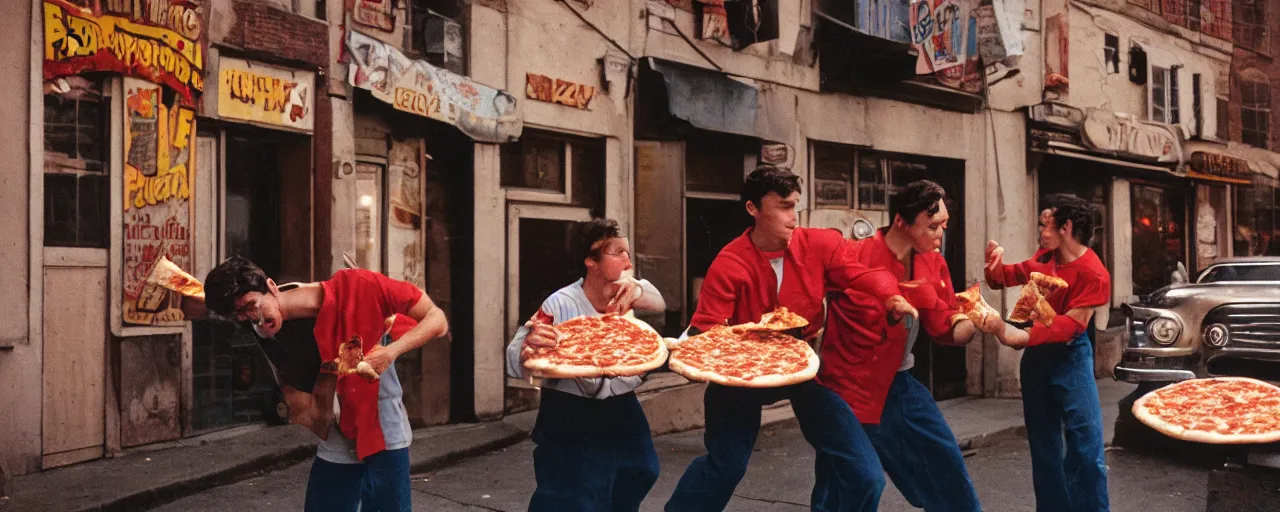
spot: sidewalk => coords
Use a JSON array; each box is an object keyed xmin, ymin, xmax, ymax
[{"xmin": 0, "ymin": 379, "xmax": 1136, "ymax": 512}]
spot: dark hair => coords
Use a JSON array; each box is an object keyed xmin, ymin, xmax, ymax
[
  {"xmin": 742, "ymin": 165, "xmax": 802, "ymax": 208},
  {"xmin": 1042, "ymin": 193, "xmax": 1096, "ymax": 245},
  {"xmin": 890, "ymin": 180, "xmax": 947, "ymax": 225},
  {"xmin": 577, "ymin": 218, "xmax": 623, "ymax": 274},
  {"xmin": 204, "ymin": 256, "xmax": 270, "ymax": 316}
]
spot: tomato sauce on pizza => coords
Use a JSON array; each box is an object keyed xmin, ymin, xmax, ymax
[
  {"xmin": 668, "ymin": 326, "xmax": 819, "ymax": 387},
  {"xmin": 522, "ymin": 314, "xmax": 667, "ymax": 378},
  {"xmin": 1133, "ymin": 377, "xmax": 1280, "ymax": 444}
]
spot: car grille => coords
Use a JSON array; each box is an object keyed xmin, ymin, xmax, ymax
[{"xmin": 1204, "ymin": 304, "xmax": 1280, "ymax": 348}]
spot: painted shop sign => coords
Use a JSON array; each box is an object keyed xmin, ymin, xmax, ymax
[
  {"xmin": 123, "ymin": 77, "xmax": 196, "ymax": 326},
  {"xmin": 43, "ymin": 0, "xmax": 206, "ymax": 106},
  {"xmin": 525, "ymin": 73, "xmax": 596, "ymax": 110},
  {"xmin": 218, "ymin": 57, "xmax": 315, "ymax": 132},
  {"xmin": 1080, "ymin": 109, "xmax": 1182, "ymax": 164},
  {"xmin": 1189, "ymin": 152, "xmax": 1251, "ymax": 180},
  {"xmin": 347, "ymin": 30, "xmax": 522, "ymax": 143},
  {"xmin": 1029, "ymin": 102, "xmax": 1085, "ymax": 129},
  {"xmin": 353, "ymin": 0, "xmax": 395, "ymax": 31}
]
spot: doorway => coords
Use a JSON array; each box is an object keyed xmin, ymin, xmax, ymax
[{"xmin": 1130, "ymin": 183, "xmax": 1188, "ymax": 297}]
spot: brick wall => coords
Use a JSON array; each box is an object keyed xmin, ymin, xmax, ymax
[
  {"xmin": 1228, "ymin": 0, "xmax": 1280, "ymax": 152},
  {"xmin": 222, "ymin": 0, "xmax": 329, "ymax": 69}
]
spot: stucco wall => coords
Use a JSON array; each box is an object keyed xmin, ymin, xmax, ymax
[{"xmin": 1, "ymin": 0, "xmax": 39, "ymax": 476}]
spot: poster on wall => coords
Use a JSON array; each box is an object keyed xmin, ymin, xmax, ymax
[
  {"xmin": 353, "ymin": 0, "xmax": 396, "ymax": 32},
  {"xmin": 122, "ymin": 77, "xmax": 197, "ymax": 326},
  {"xmin": 347, "ymin": 30, "xmax": 522, "ymax": 143},
  {"xmin": 43, "ymin": 0, "xmax": 206, "ymax": 106},
  {"xmin": 911, "ymin": 0, "xmax": 966, "ymax": 73},
  {"xmin": 386, "ymin": 158, "xmax": 425, "ymax": 289},
  {"xmin": 217, "ymin": 57, "xmax": 315, "ymax": 132}
]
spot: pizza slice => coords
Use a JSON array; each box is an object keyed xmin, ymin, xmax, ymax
[
  {"xmin": 1029, "ymin": 272, "xmax": 1068, "ymax": 297},
  {"xmin": 146, "ymin": 256, "xmax": 206, "ymax": 299},
  {"xmin": 755, "ymin": 306, "xmax": 809, "ymax": 331},
  {"xmin": 336, "ymin": 335, "xmax": 379, "ymax": 381},
  {"xmin": 954, "ymin": 283, "xmax": 999, "ymax": 324},
  {"xmin": 1007, "ymin": 283, "xmax": 1057, "ymax": 326}
]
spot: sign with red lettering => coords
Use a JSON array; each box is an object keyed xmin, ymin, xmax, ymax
[{"xmin": 1189, "ymin": 151, "xmax": 1251, "ymax": 180}]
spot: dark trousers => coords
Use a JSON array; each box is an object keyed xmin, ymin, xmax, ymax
[
  {"xmin": 861, "ymin": 372, "xmax": 981, "ymax": 512},
  {"xmin": 665, "ymin": 380, "xmax": 884, "ymax": 512},
  {"xmin": 304, "ymin": 447, "xmax": 411, "ymax": 512},
  {"xmin": 1020, "ymin": 334, "xmax": 1109, "ymax": 512},
  {"xmin": 529, "ymin": 389, "xmax": 660, "ymax": 512}
]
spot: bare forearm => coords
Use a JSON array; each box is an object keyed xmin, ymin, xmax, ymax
[{"xmin": 389, "ymin": 307, "xmax": 448, "ymax": 357}]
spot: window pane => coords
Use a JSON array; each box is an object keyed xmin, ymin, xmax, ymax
[
  {"xmin": 569, "ymin": 139, "xmax": 605, "ymax": 212},
  {"xmin": 812, "ymin": 143, "xmax": 854, "ymax": 208},
  {"xmin": 500, "ymin": 133, "xmax": 565, "ymax": 192},
  {"xmin": 77, "ymin": 174, "xmax": 108, "ymax": 248},
  {"xmin": 43, "ymin": 173, "xmax": 78, "ymax": 246},
  {"xmin": 858, "ymin": 155, "xmax": 888, "ymax": 210}
]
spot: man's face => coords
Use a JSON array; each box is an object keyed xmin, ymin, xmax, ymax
[
  {"xmin": 748, "ymin": 191, "xmax": 800, "ymax": 245},
  {"xmin": 1038, "ymin": 208, "xmax": 1068, "ymax": 251},
  {"xmin": 231, "ymin": 280, "xmax": 283, "ymax": 338},
  {"xmin": 901, "ymin": 199, "xmax": 949, "ymax": 253},
  {"xmin": 586, "ymin": 237, "xmax": 633, "ymax": 282}
]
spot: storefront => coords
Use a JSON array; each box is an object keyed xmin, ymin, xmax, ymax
[
  {"xmin": 1029, "ymin": 102, "xmax": 1189, "ymax": 301},
  {"xmin": 345, "ymin": 29, "xmax": 521, "ymax": 424},
  {"xmin": 189, "ymin": 55, "xmax": 318, "ymax": 432}
]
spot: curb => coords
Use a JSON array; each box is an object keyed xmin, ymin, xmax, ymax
[
  {"xmin": 408, "ymin": 423, "xmax": 530, "ymax": 474},
  {"xmin": 93, "ymin": 445, "xmax": 315, "ymax": 512}
]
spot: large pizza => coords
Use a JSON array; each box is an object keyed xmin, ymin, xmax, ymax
[
  {"xmin": 1133, "ymin": 377, "xmax": 1280, "ymax": 444},
  {"xmin": 522, "ymin": 314, "xmax": 668, "ymax": 379},
  {"xmin": 667, "ymin": 325, "xmax": 819, "ymax": 388}
]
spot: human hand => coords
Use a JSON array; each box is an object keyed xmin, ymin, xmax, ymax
[
  {"xmin": 885, "ymin": 295, "xmax": 918, "ymax": 323},
  {"xmin": 607, "ymin": 278, "xmax": 643, "ymax": 314},
  {"xmin": 984, "ymin": 240, "xmax": 1004, "ymax": 274},
  {"xmin": 997, "ymin": 323, "xmax": 1030, "ymax": 349},
  {"xmin": 520, "ymin": 321, "xmax": 561, "ymax": 361},
  {"xmin": 360, "ymin": 345, "xmax": 394, "ymax": 379}
]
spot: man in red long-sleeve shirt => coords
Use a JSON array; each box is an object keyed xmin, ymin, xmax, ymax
[
  {"xmin": 819, "ymin": 180, "xmax": 1002, "ymax": 512},
  {"xmin": 665, "ymin": 166, "xmax": 916, "ymax": 512},
  {"xmin": 985, "ymin": 193, "xmax": 1111, "ymax": 512}
]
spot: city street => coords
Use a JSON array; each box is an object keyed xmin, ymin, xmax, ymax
[{"xmin": 156, "ymin": 420, "xmax": 1211, "ymax": 511}]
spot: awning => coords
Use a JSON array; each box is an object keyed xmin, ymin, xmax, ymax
[
  {"xmin": 1037, "ymin": 141, "xmax": 1184, "ymax": 177},
  {"xmin": 646, "ymin": 58, "xmax": 758, "ymax": 137}
]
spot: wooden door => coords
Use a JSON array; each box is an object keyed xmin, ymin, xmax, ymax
[{"xmin": 41, "ymin": 252, "xmax": 108, "ymax": 468}]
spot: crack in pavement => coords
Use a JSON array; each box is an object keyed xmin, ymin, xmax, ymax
[
  {"xmin": 731, "ymin": 493, "xmax": 809, "ymax": 508},
  {"xmin": 410, "ymin": 488, "xmax": 506, "ymax": 512}
]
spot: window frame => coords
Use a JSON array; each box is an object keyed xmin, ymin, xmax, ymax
[
  {"xmin": 1240, "ymin": 73, "xmax": 1271, "ymax": 148},
  {"xmin": 43, "ymin": 77, "xmax": 111, "ymax": 249},
  {"xmin": 1149, "ymin": 66, "xmax": 1180, "ymax": 124},
  {"xmin": 1233, "ymin": 0, "xmax": 1270, "ymax": 55}
]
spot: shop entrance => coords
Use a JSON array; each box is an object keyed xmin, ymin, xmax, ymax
[{"xmin": 1130, "ymin": 183, "xmax": 1188, "ymax": 297}]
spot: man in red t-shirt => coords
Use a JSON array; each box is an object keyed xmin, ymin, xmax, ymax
[
  {"xmin": 985, "ymin": 194, "xmax": 1111, "ymax": 511},
  {"xmin": 820, "ymin": 181, "xmax": 1002, "ymax": 511},
  {"xmin": 203, "ymin": 256, "xmax": 448, "ymax": 512},
  {"xmin": 666, "ymin": 166, "xmax": 916, "ymax": 512}
]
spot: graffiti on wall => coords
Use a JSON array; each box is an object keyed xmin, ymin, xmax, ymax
[
  {"xmin": 218, "ymin": 57, "xmax": 315, "ymax": 132},
  {"xmin": 123, "ymin": 77, "xmax": 196, "ymax": 326},
  {"xmin": 911, "ymin": 0, "xmax": 965, "ymax": 72},
  {"xmin": 525, "ymin": 73, "xmax": 596, "ymax": 110},
  {"xmin": 347, "ymin": 30, "xmax": 522, "ymax": 143},
  {"xmin": 43, "ymin": 0, "xmax": 205, "ymax": 106},
  {"xmin": 354, "ymin": 0, "xmax": 396, "ymax": 32}
]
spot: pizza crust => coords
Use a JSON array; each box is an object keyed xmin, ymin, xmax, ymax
[
  {"xmin": 1132, "ymin": 377, "xmax": 1280, "ymax": 445},
  {"xmin": 668, "ymin": 350, "xmax": 819, "ymax": 388},
  {"xmin": 523, "ymin": 315, "xmax": 668, "ymax": 379}
]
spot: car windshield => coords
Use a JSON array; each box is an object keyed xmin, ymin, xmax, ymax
[{"xmin": 1198, "ymin": 264, "xmax": 1280, "ymax": 283}]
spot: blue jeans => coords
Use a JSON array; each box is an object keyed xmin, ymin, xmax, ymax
[
  {"xmin": 529, "ymin": 389, "xmax": 660, "ymax": 512},
  {"xmin": 665, "ymin": 381, "xmax": 884, "ymax": 512},
  {"xmin": 1020, "ymin": 333, "xmax": 1109, "ymax": 512},
  {"xmin": 862, "ymin": 372, "xmax": 981, "ymax": 512},
  {"xmin": 304, "ymin": 447, "xmax": 411, "ymax": 512}
]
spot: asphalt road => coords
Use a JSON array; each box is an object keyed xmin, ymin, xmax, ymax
[{"xmin": 154, "ymin": 420, "xmax": 1213, "ymax": 511}]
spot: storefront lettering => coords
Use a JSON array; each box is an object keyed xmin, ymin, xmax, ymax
[
  {"xmin": 224, "ymin": 68, "xmax": 296, "ymax": 114},
  {"xmin": 394, "ymin": 87, "xmax": 441, "ymax": 118},
  {"xmin": 525, "ymin": 73, "xmax": 596, "ymax": 110},
  {"xmin": 44, "ymin": 1, "xmax": 205, "ymax": 105},
  {"xmin": 103, "ymin": 0, "xmax": 203, "ymax": 41},
  {"xmin": 1190, "ymin": 152, "xmax": 1251, "ymax": 179},
  {"xmin": 1080, "ymin": 109, "xmax": 1182, "ymax": 164}
]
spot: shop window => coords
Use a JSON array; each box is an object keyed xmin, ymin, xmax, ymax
[
  {"xmin": 1149, "ymin": 66, "xmax": 1179, "ymax": 124},
  {"xmin": 501, "ymin": 130, "xmax": 604, "ymax": 211},
  {"xmin": 858, "ymin": 155, "xmax": 891, "ymax": 211},
  {"xmin": 1240, "ymin": 70, "xmax": 1271, "ymax": 149},
  {"xmin": 1233, "ymin": 182, "xmax": 1280, "ymax": 256},
  {"xmin": 812, "ymin": 142, "xmax": 855, "ymax": 208},
  {"xmin": 411, "ymin": 0, "xmax": 465, "ymax": 75},
  {"xmin": 1104, "ymin": 34, "xmax": 1120, "ymax": 74},
  {"xmin": 1233, "ymin": 0, "xmax": 1269, "ymax": 54},
  {"xmin": 685, "ymin": 131, "xmax": 756, "ymax": 196},
  {"xmin": 43, "ymin": 76, "xmax": 109, "ymax": 248},
  {"xmin": 1131, "ymin": 183, "xmax": 1188, "ymax": 296}
]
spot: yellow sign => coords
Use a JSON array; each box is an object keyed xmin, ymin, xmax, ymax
[{"xmin": 217, "ymin": 57, "xmax": 315, "ymax": 132}]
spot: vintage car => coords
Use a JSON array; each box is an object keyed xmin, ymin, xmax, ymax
[{"xmin": 1116, "ymin": 257, "xmax": 1280, "ymax": 384}]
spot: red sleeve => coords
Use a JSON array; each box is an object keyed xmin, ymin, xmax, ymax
[
  {"xmin": 365, "ymin": 270, "xmax": 424, "ymax": 316},
  {"xmin": 827, "ymin": 240, "xmax": 901, "ymax": 302},
  {"xmin": 690, "ymin": 258, "xmax": 739, "ymax": 331},
  {"xmin": 1027, "ymin": 314, "xmax": 1086, "ymax": 346},
  {"xmin": 985, "ymin": 249, "xmax": 1053, "ymax": 289},
  {"xmin": 920, "ymin": 258, "xmax": 962, "ymax": 345}
]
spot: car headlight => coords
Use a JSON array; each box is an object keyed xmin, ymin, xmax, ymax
[{"xmin": 1146, "ymin": 317, "xmax": 1182, "ymax": 345}]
